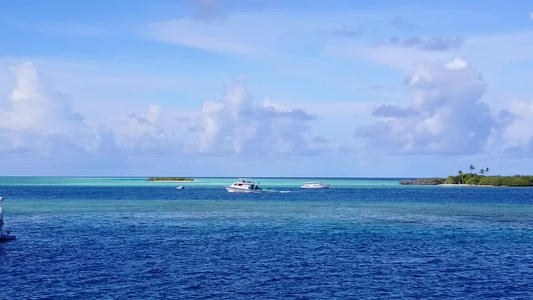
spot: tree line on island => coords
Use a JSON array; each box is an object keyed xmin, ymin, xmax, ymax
[
  {"xmin": 400, "ymin": 165, "xmax": 533, "ymax": 186},
  {"xmin": 146, "ymin": 177, "xmax": 194, "ymax": 182}
]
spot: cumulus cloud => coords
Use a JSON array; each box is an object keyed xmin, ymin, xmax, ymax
[
  {"xmin": 373, "ymin": 104, "xmax": 418, "ymax": 118},
  {"xmin": 0, "ymin": 62, "xmax": 326, "ymax": 166},
  {"xmin": 0, "ymin": 62, "xmax": 98, "ymax": 157},
  {"xmin": 357, "ymin": 59, "xmax": 514, "ymax": 155},
  {"xmin": 0, "ymin": 63, "xmax": 181, "ymax": 161},
  {"xmin": 388, "ymin": 36, "xmax": 463, "ymax": 51},
  {"xmin": 195, "ymin": 77, "xmax": 317, "ymax": 157},
  {"xmin": 109, "ymin": 105, "xmax": 176, "ymax": 154},
  {"xmin": 4, "ymin": 63, "xmax": 82, "ymax": 131},
  {"xmin": 445, "ymin": 58, "xmax": 469, "ymax": 69},
  {"xmin": 503, "ymin": 99, "xmax": 533, "ymax": 155}
]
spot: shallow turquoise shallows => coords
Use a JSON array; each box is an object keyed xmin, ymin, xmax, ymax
[{"xmin": 1, "ymin": 177, "xmax": 532, "ymax": 299}]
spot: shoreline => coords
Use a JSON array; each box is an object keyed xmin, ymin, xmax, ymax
[
  {"xmin": 438, "ymin": 183, "xmax": 495, "ymax": 187},
  {"xmin": 401, "ymin": 175, "xmax": 533, "ymax": 187}
]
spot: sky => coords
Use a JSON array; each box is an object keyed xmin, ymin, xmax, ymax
[{"xmin": 0, "ymin": 0, "xmax": 532, "ymax": 177}]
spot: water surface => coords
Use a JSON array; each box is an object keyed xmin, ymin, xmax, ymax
[{"xmin": 1, "ymin": 177, "xmax": 532, "ymax": 299}]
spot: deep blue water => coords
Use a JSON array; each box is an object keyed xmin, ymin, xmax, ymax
[{"xmin": 1, "ymin": 179, "xmax": 532, "ymax": 299}]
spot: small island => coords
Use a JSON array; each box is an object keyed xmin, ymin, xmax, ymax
[
  {"xmin": 146, "ymin": 177, "xmax": 194, "ymax": 182},
  {"xmin": 400, "ymin": 165, "xmax": 533, "ymax": 187}
]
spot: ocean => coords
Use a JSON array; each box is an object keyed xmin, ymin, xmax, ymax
[{"xmin": 1, "ymin": 177, "xmax": 532, "ymax": 299}]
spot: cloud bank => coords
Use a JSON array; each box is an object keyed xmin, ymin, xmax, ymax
[
  {"xmin": 0, "ymin": 63, "xmax": 320, "ymax": 166},
  {"xmin": 357, "ymin": 58, "xmax": 514, "ymax": 155},
  {"xmin": 1, "ymin": 59, "xmax": 529, "ymax": 175}
]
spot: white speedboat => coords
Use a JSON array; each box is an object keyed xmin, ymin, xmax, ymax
[
  {"xmin": 301, "ymin": 181, "xmax": 331, "ymax": 189},
  {"xmin": 176, "ymin": 186, "xmax": 185, "ymax": 189},
  {"xmin": 225, "ymin": 178, "xmax": 264, "ymax": 193},
  {"xmin": 0, "ymin": 197, "xmax": 16, "ymax": 242}
]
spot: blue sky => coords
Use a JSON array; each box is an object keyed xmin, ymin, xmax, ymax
[{"xmin": 1, "ymin": 0, "xmax": 532, "ymax": 177}]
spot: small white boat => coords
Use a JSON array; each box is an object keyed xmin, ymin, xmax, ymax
[
  {"xmin": 225, "ymin": 178, "xmax": 265, "ymax": 193},
  {"xmin": 301, "ymin": 181, "xmax": 331, "ymax": 189},
  {"xmin": 176, "ymin": 186, "xmax": 185, "ymax": 189},
  {"xmin": 0, "ymin": 197, "xmax": 16, "ymax": 241}
]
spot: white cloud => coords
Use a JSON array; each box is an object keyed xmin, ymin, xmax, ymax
[
  {"xmin": 333, "ymin": 30, "xmax": 533, "ymax": 74},
  {"xmin": 0, "ymin": 63, "xmax": 191, "ymax": 162},
  {"xmin": 195, "ymin": 77, "xmax": 318, "ymax": 156},
  {"xmin": 109, "ymin": 105, "xmax": 174, "ymax": 154},
  {"xmin": 445, "ymin": 58, "xmax": 468, "ymax": 70},
  {"xmin": 0, "ymin": 62, "xmax": 99, "ymax": 156},
  {"xmin": 503, "ymin": 99, "xmax": 533, "ymax": 154},
  {"xmin": 357, "ymin": 59, "xmax": 513, "ymax": 155},
  {"xmin": 530, "ymin": 12, "xmax": 533, "ymax": 21},
  {"xmin": 0, "ymin": 63, "xmax": 325, "ymax": 165}
]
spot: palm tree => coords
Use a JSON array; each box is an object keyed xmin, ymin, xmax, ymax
[
  {"xmin": 458, "ymin": 170, "xmax": 463, "ymax": 184},
  {"xmin": 480, "ymin": 169, "xmax": 485, "ymax": 175},
  {"xmin": 485, "ymin": 167, "xmax": 489, "ymax": 175},
  {"xmin": 469, "ymin": 164, "xmax": 475, "ymax": 174}
]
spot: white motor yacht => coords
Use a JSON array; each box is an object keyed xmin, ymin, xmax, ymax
[
  {"xmin": 225, "ymin": 178, "xmax": 264, "ymax": 193},
  {"xmin": 301, "ymin": 181, "xmax": 332, "ymax": 189}
]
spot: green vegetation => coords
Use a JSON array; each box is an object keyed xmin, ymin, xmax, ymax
[
  {"xmin": 469, "ymin": 175, "xmax": 532, "ymax": 186},
  {"xmin": 146, "ymin": 177, "xmax": 194, "ymax": 182},
  {"xmin": 400, "ymin": 165, "xmax": 533, "ymax": 186},
  {"xmin": 401, "ymin": 175, "xmax": 533, "ymax": 186},
  {"xmin": 399, "ymin": 178, "xmax": 445, "ymax": 185}
]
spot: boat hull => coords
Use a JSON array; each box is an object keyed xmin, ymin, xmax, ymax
[
  {"xmin": 225, "ymin": 187, "xmax": 264, "ymax": 193},
  {"xmin": 301, "ymin": 185, "xmax": 331, "ymax": 189}
]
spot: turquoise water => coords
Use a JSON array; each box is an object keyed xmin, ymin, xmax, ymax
[
  {"xmin": 0, "ymin": 176, "xmax": 402, "ymax": 187},
  {"xmin": 1, "ymin": 177, "xmax": 532, "ymax": 298}
]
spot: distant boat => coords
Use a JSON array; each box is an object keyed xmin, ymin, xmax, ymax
[
  {"xmin": 0, "ymin": 197, "xmax": 16, "ymax": 241},
  {"xmin": 301, "ymin": 182, "xmax": 332, "ymax": 189},
  {"xmin": 176, "ymin": 186, "xmax": 185, "ymax": 189},
  {"xmin": 225, "ymin": 178, "xmax": 265, "ymax": 193}
]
